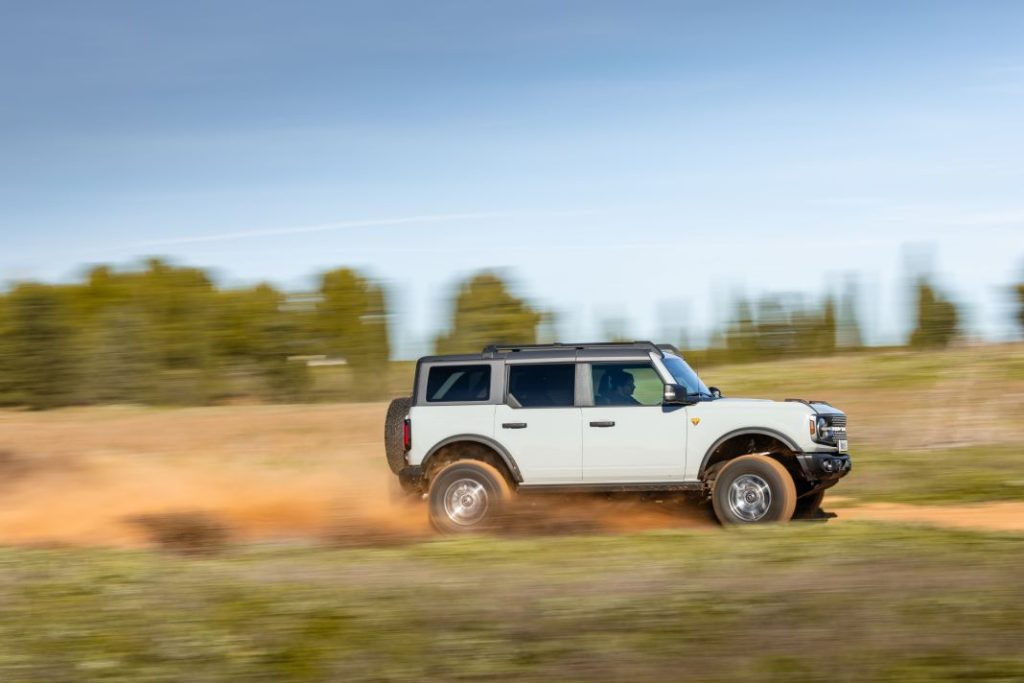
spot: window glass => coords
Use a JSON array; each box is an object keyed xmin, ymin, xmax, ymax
[
  {"xmin": 662, "ymin": 356, "xmax": 710, "ymax": 397},
  {"xmin": 507, "ymin": 363, "xmax": 575, "ymax": 408},
  {"xmin": 591, "ymin": 363, "xmax": 663, "ymax": 406},
  {"xmin": 426, "ymin": 365, "xmax": 491, "ymax": 402}
]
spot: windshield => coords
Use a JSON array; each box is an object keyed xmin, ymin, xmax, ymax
[{"xmin": 662, "ymin": 356, "xmax": 711, "ymax": 397}]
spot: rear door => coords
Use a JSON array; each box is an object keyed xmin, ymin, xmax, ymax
[
  {"xmin": 581, "ymin": 361, "xmax": 688, "ymax": 482},
  {"xmin": 493, "ymin": 362, "xmax": 582, "ymax": 484}
]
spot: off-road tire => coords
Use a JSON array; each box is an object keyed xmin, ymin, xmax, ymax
[
  {"xmin": 428, "ymin": 460, "xmax": 511, "ymax": 534},
  {"xmin": 384, "ymin": 397, "xmax": 412, "ymax": 474},
  {"xmin": 793, "ymin": 489, "xmax": 826, "ymax": 520},
  {"xmin": 711, "ymin": 454, "xmax": 797, "ymax": 525}
]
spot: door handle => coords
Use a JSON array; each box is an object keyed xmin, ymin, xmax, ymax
[
  {"xmin": 502, "ymin": 422, "xmax": 528, "ymax": 429},
  {"xmin": 589, "ymin": 420, "xmax": 615, "ymax": 428}
]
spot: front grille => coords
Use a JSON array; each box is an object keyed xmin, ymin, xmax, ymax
[{"xmin": 829, "ymin": 415, "xmax": 847, "ymax": 439}]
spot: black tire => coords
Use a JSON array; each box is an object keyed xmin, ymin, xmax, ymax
[
  {"xmin": 793, "ymin": 489, "xmax": 826, "ymax": 520},
  {"xmin": 428, "ymin": 460, "xmax": 511, "ymax": 534},
  {"xmin": 711, "ymin": 454, "xmax": 797, "ymax": 525},
  {"xmin": 384, "ymin": 397, "xmax": 412, "ymax": 475}
]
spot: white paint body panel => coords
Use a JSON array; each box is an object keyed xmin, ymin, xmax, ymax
[
  {"xmin": 681, "ymin": 399, "xmax": 820, "ymax": 480},
  {"xmin": 493, "ymin": 405, "xmax": 582, "ymax": 483},
  {"xmin": 580, "ymin": 405, "xmax": 688, "ymax": 482},
  {"xmin": 406, "ymin": 404, "xmax": 496, "ymax": 467}
]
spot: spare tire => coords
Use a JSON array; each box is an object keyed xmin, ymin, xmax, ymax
[{"xmin": 384, "ymin": 397, "xmax": 412, "ymax": 474}]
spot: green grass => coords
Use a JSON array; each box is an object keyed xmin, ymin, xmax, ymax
[
  {"xmin": 1, "ymin": 524, "xmax": 1023, "ymax": 682},
  {"xmin": 698, "ymin": 344, "xmax": 1024, "ymax": 396},
  {"xmin": 840, "ymin": 445, "xmax": 1024, "ymax": 505}
]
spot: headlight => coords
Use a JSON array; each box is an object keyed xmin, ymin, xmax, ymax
[
  {"xmin": 816, "ymin": 417, "xmax": 830, "ymax": 441},
  {"xmin": 810, "ymin": 413, "xmax": 847, "ymax": 446}
]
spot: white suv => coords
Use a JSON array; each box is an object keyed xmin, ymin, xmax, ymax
[{"xmin": 384, "ymin": 342, "xmax": 851, "ymax": 532}]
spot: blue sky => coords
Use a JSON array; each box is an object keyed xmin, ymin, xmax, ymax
[{"xmin": 2, "ymin": 1, "xmax": 1023, "ymax": 356}]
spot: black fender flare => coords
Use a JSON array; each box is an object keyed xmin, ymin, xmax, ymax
[
  {"xmin": 698, "ymin": 428, "xmax": 800, "ymax": 478},
  {"xmin": 422, "ymin": 434, "xmax": 523, "ymax": 483}
]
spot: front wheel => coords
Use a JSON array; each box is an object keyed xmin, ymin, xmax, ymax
[
  {"xmin": 428, "ymin": 461, "xmax": 511, "ymax": 534},
  {"xmin": 711, "ymin": 454, "xmax": 796, "ymax": 525}
]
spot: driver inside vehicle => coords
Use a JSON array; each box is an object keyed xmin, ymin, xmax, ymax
[{"xmin": 597, "ymin": 368, "xmax": 640, "ymax": 406}]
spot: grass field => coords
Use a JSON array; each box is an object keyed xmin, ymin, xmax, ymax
[
  {"xmin": 1, "ymin": 344, "xmax": 1023, "ymax": 680},
  {"xmin": 1, "ymin": 524, "xmax": 1022, "ymax": 681}
]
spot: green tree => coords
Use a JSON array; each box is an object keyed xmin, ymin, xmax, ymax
[
  {"xmin": 79, "ymin": 305, "xmax": 159, "ymax": 404},
  {"xmin": 818, "ymin": 296, "xmax": 837, "ymax": 355},
  {"xmin": 316, "ymin": 268, "xmax": 390, "ymax": 370},
  {"xmin": 1016, "ymin": 281, "xmax": 1024, "ymax": 335},
  {"xmin": 0, "ymin": 284, "xmax": 80, "ymax": 408},
  {"xmin": 723, "ymin": 297, "xmax": 757, "ymax": 363},
  {"xmin": 435, "ymin": 272, "xmax": 542, "ymax": 354},
  {"xmin": 837, "ymin": 277, "xmax": 863, "ymax": 349},
  {"xmin": 909, "ymin": 278, "xmax": 959, "ymax": 348}
]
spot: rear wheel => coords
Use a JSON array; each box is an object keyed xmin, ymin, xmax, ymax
[
  {"xmin": 711, "ymin": 454, "xmax": 796, "ymax": 525},
  {"xmin": 428, "ymin": 460, "xmax": 511, "ymax": 534}
]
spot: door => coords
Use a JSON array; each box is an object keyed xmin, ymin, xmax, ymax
[
  {"xmin": 582, "ymin": 362, "xmax": 688, "ymax": 482},
  {"xmin": 493, "ymin": 362, "xmax": 582, "ymax": 484}
]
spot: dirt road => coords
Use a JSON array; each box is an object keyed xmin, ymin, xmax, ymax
[{"xmin": 0, "ymin": 403, "xmax": 1019, "ymax": 548}]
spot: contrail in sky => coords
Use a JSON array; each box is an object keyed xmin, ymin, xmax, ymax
[{"xmin": 137, "ymin": 210, "xmax": 591, "ymax": 247}]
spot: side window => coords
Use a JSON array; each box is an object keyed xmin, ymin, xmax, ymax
[
  {"xmin": 426, "ymin": 365, "xmax": 491, "ymax": 402},
  {"xmin": 591, "ymin": 363, "xmax": 663, "ymax": 407},
  {"xmin": 507, "ymin": 363, "xmax": 575, "ymax": 408}
]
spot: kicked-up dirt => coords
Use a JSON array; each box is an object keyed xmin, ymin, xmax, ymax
[{"xmin": 0, "ymin": 403, "xmax": 1019, "ymax": 549}]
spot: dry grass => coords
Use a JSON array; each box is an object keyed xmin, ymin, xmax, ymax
[{"xmin": 1, "ymin": 344, "xmax": 1023, "ymax": 549}]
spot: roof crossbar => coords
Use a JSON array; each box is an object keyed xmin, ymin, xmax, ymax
[{"xmin": 481, "ymin": 341, "xmax": 680, "ymax": 358}]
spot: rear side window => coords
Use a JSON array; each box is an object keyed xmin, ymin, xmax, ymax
[
  {"xmin": 426, "ymin": 365, "xmax": 491, "ymax": 402},
  {"xmin": 508, "ymin": 363, "xmax": 575, "ymax": 408}
]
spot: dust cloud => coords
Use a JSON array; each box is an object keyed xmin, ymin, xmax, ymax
[
  {"xmin": 0, "ymin": 404, "xmax": 714, "ymax": 549},
  {"xmin": 5, "ymin": 403, "xmax": 1013, "ymax": 549}
]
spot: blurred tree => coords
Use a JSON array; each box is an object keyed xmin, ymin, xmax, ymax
[
  {"xmin": 435, "ymin": 272, "xmax": 542, "ymax": 354},
  {"xmin": 316, "ymin": 268, "xmax": 390, "ymax": 370},
  {"xmin": 837, "ymin": 276, "xmax": 864, "ymax": 349},
  {"xmin": 819, "ymin": 296, "xmax": 837, "ymax": 355},
  {"xmin": 80, "ymin": 305, "xmax": 158, "ymax": 404},
  {"xmin": 0, "ymin": 284, "xmax": 80, "ymax": 408},
  {"xmin": 724, "ymin": 297, "xmax": 757, "ymax": 363},
  {"xmin": 909, "ymin": 278, "xmax": 959, "ymax": 348},
  {"xmin": 1016, "ymin": 280, "xmax": 1024, "ymax": 335},
  {"xmin": 755, "ymin": 296, "xmax": 794, "ymax": 359}
]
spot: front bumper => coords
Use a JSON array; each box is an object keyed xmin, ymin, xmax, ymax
[{"xmin": 795, "ymin": 452, "xmax": 852, "ymax": 482}]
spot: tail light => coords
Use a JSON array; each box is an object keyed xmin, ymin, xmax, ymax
[{"xmin": 403, "ymin": 418, "xmax": 411, "ymax": 451}]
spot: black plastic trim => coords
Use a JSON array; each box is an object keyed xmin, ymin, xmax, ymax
[
  {"xmin": 421, "ymin": 434, "xmax": 524, "ymax": 482},
  {"xmin": 518, "ymin": 481, "xmax": 702, "ymax": 494},
  {"xmin": 698, "ymin": 428, "xmax": 801, "ymax": 477},
  {"xmin": 398, "ymin": 466, "xmax": 424, "ymax": 488},
  {"xmin": 795, "ymin": 452, "xmax": 852, "ymax": 482}
]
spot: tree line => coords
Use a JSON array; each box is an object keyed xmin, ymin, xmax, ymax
[{"xmin": 0, "ymin": 258, "xmax": 1004, "ymax": 409}]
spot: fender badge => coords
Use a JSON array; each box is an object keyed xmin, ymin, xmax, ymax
[{"xmin": 691, "ymin": 417, "xmax": 701, "ymax": 426}]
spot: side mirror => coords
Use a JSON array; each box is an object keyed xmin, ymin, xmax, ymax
[
  {"xmin": 708, "ymin": 386, "xmax": 723, "ymax": 399},
  {"xmin": 663, "ymin": 384, "xmax": 698, "ymax": 405}
]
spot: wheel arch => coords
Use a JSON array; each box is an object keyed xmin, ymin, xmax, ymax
[
  {"xmin": 698, "ymin": 428, "xmax": 801, "ymax": 479},
  {"xmin": 422, "ymin": 434, "xmax": 523, "ymax": 483}
]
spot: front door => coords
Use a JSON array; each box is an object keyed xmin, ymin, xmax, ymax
[
  {"xmin": 581, "ymin": 362, "xmax": 687, "ymax": 482},
  {"xmin": 493, "ymin": 362, "xmax": 582, "ymax": 484}
]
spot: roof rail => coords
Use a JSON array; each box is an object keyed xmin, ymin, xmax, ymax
[{"xmin": 481, "ymin": 341, "xmax": 679, "ymax": 358}]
